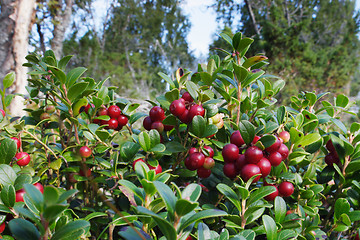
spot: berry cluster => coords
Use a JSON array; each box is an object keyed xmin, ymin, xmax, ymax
[
  {"xmin": 169, "ymin": 92, "xmax": 204, "ymax": 124},
  {"xmin": 184, "ymin": 146, "xmax": 215, "ymax": 178},
  {"xmin": 143, "ymin": 106, "xmax": 173, "ymax": 133},
  {"xmin": 324, "ymin": 139, "xmax": 340, "ymax": 166},
  {"xmin": 222, "ymin": 130, "xmax": 290, "ymax": 182},
  {"xmin": 93, "ymin": 104, "xmax": 128, "ymax": 130},
  {"xmin": 264, "ymin": 181, "xmax": 294, "ymax": 201},
  {"xmin": 133, "ymin": 158, "xmax": 162, "ymax": 174}
]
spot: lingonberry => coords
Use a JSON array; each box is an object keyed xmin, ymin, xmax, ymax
[
  {"xmin": 278, "ymin": 131, "xmax": 290, "ymax": 143},
  {"xmin": 203, "ymin": 157, "xmax": 215, "ymax": 169},
  {"xmin": 11, "ymin": 137, "xmax": 21, "ymax": 150},
  {"xmin": 79, "ymin": 146, "xmax": 92, "ymax": 158},
  {"xmin": 15, "ymin": 189, "xmax": 26, "ymax": 202},
  {"xmin": 98, "ymin": 107, "xmax": 108, "ymax": 116},
  {"xmin": 108, "ymin": 105, "xmax": 121, "ymax": 119},
  {"xmin": 182, "ymin": 92, "xmax": 193, "ymax": 102},
  {"xmin": 33, "ymin": 182, "xmax": 44, "ymax": 194},
  {"xmin": 222, "ymin": 144, "xmax": 239, "ymax": 163},
  {"xmin": 265, "ymin": 136, "xmax": 281, "ymax": 153},
  {"xmin": 278, "ymin": 181, "xmax": 294, "ymax": 197},
  {"xmin": 107, "ymin": 118, "xmax": 118, "ymax": 129},
  {"xmin": 197, "ymin": 167, "xmax": 211, "ymax": 178},
  {"xmin": 170, "ymin": 99, "xmax": 186, "ymax": 117},
  {"xmin": 278, "ymin": 144, "xmax": 289, "ymax": 160},
  {"xmin": 240, "ymin": 164, "xmax": 261, "ymax": 183},
  {"xmin": 223, "ymin": 163, "xmax": 238, "ymax": 179},
  {"xmin": 268, "ymin": 151, "xmax": 283, "ymax": 166},
  {"xmin": 117, "ymin": 115, "xmax": 128, "ymax": 127},
  {"xmin": 0, "ymin": 222, "xmax": 5, "ymax": 233},
  {"xmin": 188, "ymin": 147, "xmax": 198, "ymax": 155},
  {"xmin": 187, "ymin": 152, "xmax": 205, "ymax": 170},
  {"xmin": 151, "ymin": 121, "xmax": 164, "ymax": 133},
  {"xmin": 188, "ymin": 104, "xmax": 205, "ymax": 120},
  {"xmin": 230, "ymin": 130, "xmax": 245, "ymax": 147},
  {"xmin": 326, "ymin": 139, "xmax": 336, "ymax": 153},
  {"xmin": 264, "ymin": 185, "xmax": 279, "ymax": 201},
  {"xmin": 133, "ymin": 158, "xmax": 146, "ymax": 170},
  {"xmin": 202, "ymin": 145, "xmax": 214, "ymax": 158},
  {"xmin": 79, "ymin": 168, "xmax": 91, "ymax": 177},
  {"xmin": 257, "ymin": 157, "xmax": 272, "ymax": 177},
  {"xmin": 325, "ymin": 153, "xmax": 340, "ymax": 166},
  {"xmin": 178, "ymin": 109, "xmax": 191, "ymax": 124},
  {"xmin": 149, "ymin": 106, "xmax": 165, "ymax": 122},
  {"xmin": 15, "ymin": 152, "xmax": 31, "ymax": 166},
  {"xmin": 252, "ymin": 135, "xmax": 261, "ymax": 144},
  {"xmin": 143, "ymin": 116, "xmax": 152, "ymax": 130},
  {"xmin": 235, "ymin": 154, "xmax": 247, "ymax": 171},
  {"xmin": 244, "ymin": 146, "xmax": 263, "ymax": 164},
  {"xmin": 148, "ymin": 164, "xmax": 162, "ymax": 174},
  {"xmin": 0, "ymin": 109, "xmax": 5, "ymax": 117},
  {"xmin": 84, "ymin": 103, "xmax": 95, "ymax": 114}
]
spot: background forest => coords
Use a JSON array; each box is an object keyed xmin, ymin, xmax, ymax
[{"xmin": 0, "ymin": 0, "xmax": 360, "ymax": 114}]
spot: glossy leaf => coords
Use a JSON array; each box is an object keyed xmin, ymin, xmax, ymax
[
  {"xmin": 0, "ymin": 138, "xmax": 17, "ymax": 164},
  {"xmin": 8, "ymin": 218, "xmax": 40, "ymax": 240},
  {"xmin": 262, "ymin": 215, "xmax": 277, "ymax": 240}
]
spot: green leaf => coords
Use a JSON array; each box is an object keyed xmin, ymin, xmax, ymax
[
  {"xmin": 232, "ymin": 32, "xmax": 242, "ymax": 51},
  {"xmin": 277, "ymin": 106, "xmax": 286, "ymax": 124},
  {"xmin": 190, "ymin": 115, "xmax": 206, "ymax": 137},
  {"xmin": 165, "ymin": 142, "xmax": 186, "ymax": 153},
  {"xmin": 258, "ymin": 135, "xmax": 276, "ymax": 149},
  {"xmin": 43, "ymin": 186, "xmax": 59, "ymax": 206},
  {"xmin": 262, "ymin": 215, "xmax": 277, "ymax": 240},
  {"xmin": 0, "ymin": 164, "xmax": 17, "ymax": 186},
  {"xmin": 3, "ymin": 72, "xmax": 15, "ymax": 89},
  {"xmin": 204, "ymin": 124, "xmax": 218, "ymax": 138},
  {"xmin": 139, "ymin": 131, "xmax": 151, "ymax": 152},
  {"xmin": 278, "ymin": 230, "xmax": 297, "ymax": 240},
  {"xmin": 216, "ymin": 184, "xmax": 241, "ymax": 212},
  {"xmin": 153, "ymin": 181, "xmax": 177, "ymax": 220},
  {"xmin": 8, "ymin": 218, "xmax": 40, "ymax": 240},
  {"xmin": 239, "ymin": 120, "xmax": 255, "ymax": 145},
  {"xmin": 57, "ymin": 189, "xmax": 78, "ymax": 203},
  {"xmin": 335, "ymin": 94, "xmax": 349, "ymax": 108},
  {"xmin": 67, "ymin": 82, "xmax": 89, "ymax": 101},
  {"xmin": 178, "ymin": 209, "xmax": 227, "ymax": 232},
  {"xmin": 158, "ymin": 72, "xmax": 175, "ymax": 89},
  {"xmin": 137, "ymin": 207, "xmax": 177, "ymax": 239},
  {"xmin": 148, "ymin": 129, "xmax": 161, "ymax": 149},
  {"xmin": 47, "ymin": 66, "xmax": 66, "ymax": 84},
  {"xmin": 217, "ymin": 73, "xmax": 237, "ymax": 89},
  {"xmin": 294, "ymin": 133, "xmax": 321, "ymax": 148},
  {"xmin": 247, "ymin": 186, "xmax": 276, "ymax": 206},
  {"xmin": 129, "ymin": 112, "xmax": 147, "ymax": 125},
  {"xmin": 175, "ymin": 199, "xmax": 198, "ymax": 217},
  {"xmin": 242, "ymin": 69, "xmax": 264, "ymax": 88},
  {"xmin": 334, "ymin": 198, "xmax": 350, "ymax": 222},
  {"xmin": 51, "ymin": 220, "xmax": 90, "ymax": 240},
  {"xmin": 43, "ymin": 204, "xmax": 68, "ymax": 223},
  {"xmin": 219, "ymin": 32, "xmax": 233, "ymax": 48},
  {"xmin": 198, "ymin": 222, "xmax": 211, "ymax": 240},
  {"xmin": 120, "ymin": 142, "xmax": 141, "ymax": 161},
  {"xmin": 348, "ymin": 210, "xmax": 360, "ymax": 222},
  {"xmin": 24, "ymin": 184, "xmax": 43, "ymax": 212},
  {"xmin": 0, "ymin": 138, "xmax": 17, "ymax": 164},
  {"xmin": 182, "ymin": 183, "xmax": 202, "ymax": 202},
  {"xmin": 84, "ymin": 212, "xmax": 107, "ymax": 221},
  {"xmin": 186, "ymin": 81, "xmax": 199, "ymax": 101},
  {"xmin": 330, "ymin": 118, "xmax": 347, "ymax": 134},
  {"xmin": 1, "ymin": 185, "xmax": 15, "ymax": 208},
  {"xmin": 274, "ymin": 196, "xmax": 286, "ymax": 223},
  {"xmin": 66, "ymin": 67, "xmax": 87, "ymax": 88},
  {"xmin": 237, "ymin": 38, "xmax": 254, "ymax": 56},
  {"xmin": 165, "ymin": 88, "xmax": 180, "ymax": 103}
]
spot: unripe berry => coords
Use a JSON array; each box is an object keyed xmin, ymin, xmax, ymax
[{"xmin": 278, "ymin": 131, "xmax": 290, "ymax": 143}]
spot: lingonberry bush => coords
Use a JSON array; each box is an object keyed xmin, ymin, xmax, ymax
[{"xmin": 0, "ymin": 31, "xmax": 359, "ymax": 239}]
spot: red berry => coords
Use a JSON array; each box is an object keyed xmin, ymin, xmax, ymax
[
  {"xmin": 257, "ymin": 157, "xmax": 272, "ymax": 177},
  {"xmin": 278, "ymin": 181, "xmax": 294, "ymax": 197},
  {"xmin": 164, "ymin": 124, "xmax": 174, "ymax": 131},
  {"xmin": 197, "ymin": 167, "xmax": 211, "ymax": 178},
  {"xmin": 45, "ymin": 105, "xmax": 56, "ymax": 113},
  {"xmin": 325, "ymin": 153, "xmax": 340, "ymax": 166},
  {"xmin": 170, "ymin": 99, "xmax": 186, "ymax": 117},
  {"xmin": 235, "ymin": 154, "xmax": 247, "ymax": 171},
  {"xmin": 108, "ymin": 105, "xmax": 121, "ymax": 119},
  {"xmin": 188, "ymin": 147, "xmax": 198, "ymax": 155},
  {"xmin": 268, "ymin": 151, "xmax": 283, "ymax": 167},
  {"xmin": 265, "ymin": 137, "xmax": 281, "ymax": 153},
  {"xmin": 202, "ymin": 146, "xmax": 214, "ymax": 158},
  {"xmin": 203, "ymin": 157, "xmax": 215, "ymax": 169},
  {"xmin": 33, "ymin": 182, "xmax": 44, "ymax": 194},
  {"xmin": 286, "ymin": 210, "xmax": 293, "ymax": 216},
  {"xmin": 354, "ymin": 233, "xmax": 360, "ymax": 240},
  {"xmin": 245, "ymin": 146, "xmax": 263, "ymax": 164},
  {"xmin": 11, "ymin": 137, "xmax": 21, "ymax": 150},
  {"xmin": 223, "ymin": 163, "xmax": 238, "ymax": 179},
  {"xmin": 151, "ymin": 121, "xmax": 164, "ymax": 133},
  {"xmin": 188, "ymin": 104, "xmax": 205, "ymax": 121},
  {"xmin": 179, "ymin": 98, "xmax": 186, "ymax": 105},
  {"xmin": 148, "ymin": 164, "xmax": 162, "ymax": 174},
  {"xmin": 326, "ymin": 139, "xmax": 336, "ymax": 153},
  {"xmin": 143, "ymin": 116, "xmax": 152, "ymax": 130},
  {"xmin": 149, "ymin": 106, "xmax": 165, "ymax": 122},
  {"xmin": 98, "ymin": 107, "xmax": 108, "ymax": 116},
  {"xmin": 79, "ymin": 168, "xmax": 91, "ymax": 177},
  {"xmin": 278, "ymin": 144, "xmax": 289, "ymax": 160},
  {"xmin": 279, "ymin": 131, "xmax": 290, "ymax": 143},
  {"xmin": 68, "ymin": 172, "xmax": 79, "ymax": 183},
  {"xmin": 0, "ymin": 222, "xmax": 5, "ymax": 233},
  {"xmin": 230, "ymin": 131, "xmax": 245, "ymax": 147},
  {"xmin": 93, "ymin": 118, "xmax": 101, "ymax": 125},
  {"xmin": 0, "ymin": 109, "xmax": 5, "ymax": 117},
  {"xmin": 84, "ymin": 103, "xmax": 94, "ymax": 114},
  {"xmin": 186, "ymin": 236, "xmax": 193, "ymax": 240},
  {"xmin": 15, "ymin": 152, "xmax": 31, "ymax": 166},
  {"xmin": 182, "ymin": 92, "xmax": 194, "ymax": 102},
  {"xmin": 222, "ymin": 144, "xmax": 239, "ymax": 163},
  {"xmin": 107, "ymin": 118, "xmax": 118, "ymax": 129},
  {"xmin": 117, "ymin": 115, "xmax": 128, "ymax": 127},
  {"xmin": 240, "ymin": 164, "xmax": 261, "ymax": 183},
  {"xmin": 188, "ymin": 152, "xmax": 205, "ymax": 169},
  {"xmin": 133, "ymin": 158, "xmax": 146, "ymax": 170},
  {"xmin": 252, "ymin": 136, "xmax": 261, "ymax": 144},
  {"xmin": 264, "ymin": 185, "xmax": 279, "ymax": 201},
  {"xmin": 179, "ymin": 109, "xmax": 191, "ymax": 124},
  {"xmin": 15, "ymin": 189, "xmax": 26, "ymax": 202},
  {"xmin": 79, "ymin": 146, "xmax": 92, "ymax": 158}
]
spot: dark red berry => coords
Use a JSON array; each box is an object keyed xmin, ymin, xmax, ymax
[
  {"xmin": 79, "ymin": 168, "xmax": 91, "ymax": 177},
  {"xmin": 197, "ymin": 167, "xmax": 211, "ymax": 178},
  {"xmin": 179, "ymin": 109, "xmax": 191, "ymax": 124},
  {"xmin": 170, "ymin": 99, "xmax": 186, "ymax": 117},
  {"xmin": 188, "ymin": 104, "xmax": 205, "ymax": 121},
  {"xmin": 240, "ymin": 164, "xmax": 261, "ymax": 183},
  {"xmin": 143, "ymin": 116, "xmax": 152, "ymax": 130},
  {"xmin": 278, "ymin": 144, "xmax": 289, "ymax": 160},
  {"xmin": 325, "ymin": 153, "xmax": 340, "ymax": 166},
  {"xmin": 0, "ymin": 222, "xmax": 5, "ymax": 233},
  {"xmin": 188, "ymin": 147, "xmax": 198, "ymax": 155},
  {"xmin": 265, "ymin": 137, "xmax": 281, "ymax": 153},
  {"xmin": 235, "ymin": 154, "xmax": 246, "ymax": 171},
  {"xmin": 149, "ymin": 106, "xmax": 165, "ymax": 122},
  {"xmin": 164, "ymin": 124, "xmax": 174, "ymax": 131},
  {"xmin": 222, "ymin": 144, "xmax": 239, "ymax": 163},
  {"xmin": 118, "ymin": 115, "xmax": 128, "ymax": 127},
  {"xmin": 268, "ymin": 151, "xmax": 283, "ymax": 166},
  {"xmin": 182, "ymin": 92, "xmax": 193, "ymax": 102},
  {"xmin": 230, "ymin": 131, "xmax": 245, "ymax": 147},
  {"xmin": 257, "ymin": 157, "xmax": 272, "ymax": 177},
  {"xmin": 245, "ymin": 146, "xmax": 263, "ymax": 164},
  {"xmin": 264, "ymin": 185, "xmax": 279, "ymax": 201},
  {"xmin": 202, "ymin": 145, "xmax": 214, "ymax": 158},
  {"xmin": 223, "ymin": 163, "xmax": 238, "ymax": 179},
  {"xmin": 278, "ymin": 181, "xmax": 294, "ymax": 197}
]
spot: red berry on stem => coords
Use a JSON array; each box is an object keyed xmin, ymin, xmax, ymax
[
  {"xmin": 257, "ymin": 157, "xmax": 272, "ymax": 177},
  {"xmin": 148, "ymin": 164, "xmax": 162, "ymax": 174},
  {"xmin": 278, "ymin": 131, "xmax": 290, "ymax": 143},
  {"xmin": 278, "ymin": 181, "xmax": 294, "ymax": 197},
  {"xmin": 107, "ymin": 118, "xmax": 118, "ymax": 129},
  {"xmin": 326, "ymin": 139, "xmax": 336, "ymax": 153},
  {"xmin": 188, "ymin": 152, "xmax": 205, "ymax": 170},
  {"xmin": 170, "ymin": 99, "xmax": 186, "ymax": 117},
  {"xmin": 179, "ymin": 109, "xmax": 191, "ymax": 124},
  {"xmin": 188, "ymin": 104, "xmax": 205, "ymax": 120},
  {"xmin": 197, "ymin": 167, "xmax": 211, "ymax": 178},
  {"xmin": 143, "ymin": 116, "xmax": 152, "ymax": 130},
  {"xmin": 202, "ymin": 145, "xmax": 214, "ymax": 158},
  {"xmin": 203, "ymin": 157, "xmax": 215, "ymax": 169},
  {"xmin": 133, "ymin": 158, "xmax": 146, "ymax": 170},
  {"xmin": 98, "ymin": 107, "xmax": 108, "ymax": 116},
  {"xmin": 151, "ymin": 121, "xmax": 164, "ymax": 133},
  {"xmin": 15, "ymin": 189, "xmax": 26, "ymax": 202},
  {"xmin": 79, "ymin": 146, "xmax": 92, "ymax": 158},
  {"xmin": 245, "ymin": 146, "xmax": 263, "ymax": 164},
  {"xmin": 188, "ymin": 147, "xmax": 198, "ymax": 155},
  {"xmin": 108, "ymin": 105, "xmax": 121, "ymax": 118},
  {"xmin": 264, "ymin": 185, "xmax": 279, "ymax": 201},
  {"xmin": 11, "ymin": 137, "xmax": 21, "ymax": 150},
  {"xmin": 223, "ymin": 163, "xmax": 238, "ymax": 179},
  {"xmin": 265, "ymin": 137, "xmax": 281, "ymax": 153},
  {"xmin": 182, "ymin": 92, "xmax": 193, "ymax": 102},
  {"xmin": 268, "ymin": 151, "xmax": 283, "ymax": 167},
  {"xmin": 235, "ymin": 154, "xmax": 247, "ymax": 171},
  {"xmin": 240, "ymin": 164, "xmax": 261, "ymax": 183},
  {"xmin": 33, "ymin": 182, "xmax": 44, "ymax": 194},
  {"xmin": 118, "ymin": 115, "xmax": 128, "ymax": 127},
  {"xmin": 222, "ymin": 144, "xmax": 239, "ymax": 163},
  {"xmin": 278, "ymin": 144, "xmax": 289, "ymax": 160},
  {"xmin": 149, "ymin": 106, "xmax": 165, "ymax": 122},
  {"xmin": 230, "ymin": 131, "xmax": 245, "ymax": 147},
  {"xmin": 15, "ymin": 152, "xmax": 31, "ymax": 166}
]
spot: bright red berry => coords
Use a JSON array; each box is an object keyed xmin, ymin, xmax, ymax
[
  {"xmin": 15, "ymin": 189, "xmax": 26, "ymax": 202},
  {"xmin": 264, "ymin": 185, "xmax": 279, "ymax": 201},
  {"xmin": 202, "ymin": 145, "xmax": 214, "ymax": 158},
  {"xmin": 188, "ymin": 152, "xmax": 205, "ymax": 170},
  {"xmin": 240, "ymin": 164, "xmax": 261, "ymax": 183},
  {"xmin": 79, "ymin": 146, "xmax": 92, "ymax": 158},
  {"xmin": 117, "ymin": 115, "xmax": 128, "ymax": 127},
  {"xmin": 11, "ymin": 137, "xmax": 21, "ymax": 150},
  {"xmin": 170, "ymin": 99, "xmax": 186, "ymax": 117},
  {"xmin": 278, "ymin": 181, "xmax": 294, "ymax": 197},
  {"xmin": 148, "ymin": 164, "xmax": 162, "ymax": 174},
  {"xmin": 0, "ymin": 109, "xmax": 5, "ymax": 117},
  {"xmin": 188, "ymin": 104, "xmax": 205, "ymax": 121},
  {"xmin": 223, "ymin": 163, "xmax": 238, "ymax": 179},
  {"xmin": 278, "ymin": 131, "xmax": 290, "ymax": 143},
  {"xmin": 268, "ymin": 151, "xmax": 283, "ymax": 167},
  {"xmin": 188, "ymin": 147, "xmax": 198, "ymax": 155},
  {"xmin": 252, "ymin": 135, "xmax": 261, "ymax": 144},
  {"xmin": 108, "ymin": 105, "xmax": 121, "ymax": 119},
  {"xmin": 245, "ymin": 146, "xmax": 263, "ymax": 164},
  {"xmin": 0, "ymin": 221, "xmax": 5, "ymax": 233},
  {"xmin": 15, "ymin": 152, "xmax": 31, "ymax": 166},
  {"xmin": 182, "ymin": 92, "xmax": 194, "ymax": 102},
  {"xmin": 33, "ymin": 182, "xmax": 44, "ymax": 194},
  {"xmin": 222, "ymin": 144, "xmax": 239, "ymax": 163},
  {"xmin": 230, "ymin": 131, "xmax": 245, "ymax": 147},
  {"xmin": 149, "ymin": 106, "xmax": 165, "ymax": 122},
  {"xmin": 197, "ymin": 167, "xmax": 211, "ymax": 178},
  {"xmin": 278, "ymin": 144, "xmax": 289, "ymax": 160},
  {"xmin": 107, "ymin": 118, "xmax": 118, "ymax": 129},
  {"xmin": 257, "ymin": 157, "xmax": 272, "ymax": 177}
]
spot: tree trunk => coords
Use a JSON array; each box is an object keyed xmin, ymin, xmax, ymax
[
  {"xmin": 244, "ymin": 0, "xmax": 261, "ymax": 36},
  {"xmin": 0, "ymin": 0, "xmax": 36, "ymax": 116},
  {"xmin": 51, "ymin": 0, "xmax": 73, "ymax": 59}
]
